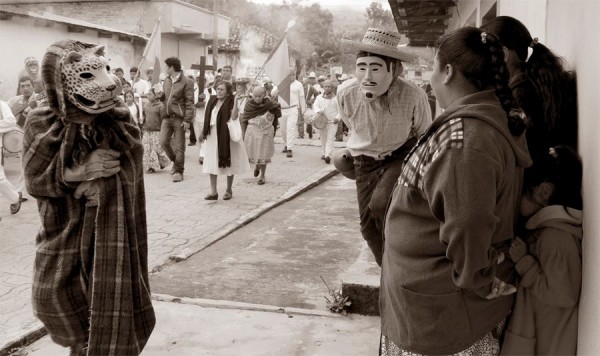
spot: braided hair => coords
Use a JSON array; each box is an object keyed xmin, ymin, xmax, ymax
[
  {"xmin": 435, "ymin": 27, "xmax": 526, "ymax": 136},
  {"xmin": 481, "ymin": 16, "xmax": 577, "ymax": 152}
]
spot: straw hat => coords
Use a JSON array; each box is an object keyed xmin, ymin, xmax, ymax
[
  {"xmin": 308, "ymin": 71, "xmax": 317, "ymax": 79},
  {"xmin": 342, "ymin": 28, "xmax": 417, "ymax": 63}
]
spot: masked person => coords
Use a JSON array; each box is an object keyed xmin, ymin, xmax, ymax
[{"xmin": 337, "ymin": 28, "xmax": 432, "ymax": 266}]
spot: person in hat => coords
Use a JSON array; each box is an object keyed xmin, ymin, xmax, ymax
[
  {"xmin": 337, "ymin": 27, "xmax": 432, "ymax": 266},
  {"xmin": 299, "ymin": 71, "xmax": 319, "ymax": 139},
  {"xmin": 315, "ymin": 75, "xmax": 326, "ymax": 93},
  {"xmin": 312, "ymin": 80, "xmax": 340, "ymax": 164}
]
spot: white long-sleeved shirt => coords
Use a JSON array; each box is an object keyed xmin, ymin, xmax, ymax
[
  {"xmin": 278, "ymin": 80, "xmax": 306, "ymax": 113},
  {"xmin": 0, "ymin": 101, "xmax": 19, "ymax": 148},
  {"xmin": 312, "ymin": 94, "xmax": 340, "ymax": 124}
]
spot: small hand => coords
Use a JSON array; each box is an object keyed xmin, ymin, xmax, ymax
[
  {"xmin": 485, "ymin": 277, "xmax": 516, "ymax": 300},
  {"xmin": 509, "ymin": 238, "xmax": 528, "ymax": 262},
  {"xmin": 74, "ymin": 180, "xmax": 99, "ymax": 206}
]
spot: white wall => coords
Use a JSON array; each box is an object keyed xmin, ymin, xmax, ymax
[
  {"xmin": 498, "ymin": 0, "xmax": 548, "ymax": 43},
  {"xmin": 498, "ymin": 0, "xmax": 600, "ymax": 353},
  {"xmin": 0, "ymin": 15, "xmax": 139, "ymax": 100},
  {"xmin": 544, "ymin": 1, "xmax": 600, "ymax": 353}
]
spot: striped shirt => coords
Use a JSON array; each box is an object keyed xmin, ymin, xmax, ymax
[{"xmin": 337, "ymin": 78, "xmax": 432, "ymax": 159}]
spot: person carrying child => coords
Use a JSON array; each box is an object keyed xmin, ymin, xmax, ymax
[{"xmin": 142, "ymin": 86, "xmax": 169, "ymax": 173}]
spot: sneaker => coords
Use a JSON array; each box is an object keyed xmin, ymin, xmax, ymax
[
  {"xmin": 253, "ymin": 166, "xmax": 260, "ymax": 177},
  {"xmin": 172, "ymin": 173, "xmax": 183, "ymax": 182},
  {"xmin": 324, "ymin": 156, "xmax": 331, "ymax": 164},
  {"xmin": 286, "ymin": 150, "xmax": 293, "ymax": 158}
]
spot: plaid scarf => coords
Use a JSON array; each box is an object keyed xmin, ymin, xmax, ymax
[{"xmin": 23, "ymin": 101, "xmax": 155, "ymax": 355}]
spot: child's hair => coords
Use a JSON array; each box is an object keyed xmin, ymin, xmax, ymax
[
  {"xmin": 524, "ymin": 145, "xmax": 583, "ymax": 210},
  {"xmin": 481, "ymin": 16, "xmax": 577, "ymax": 147},
  {"xmin": 435, "ymin": 27, "xmax": 526, "ymax": 136},
  {"xmin": 123, "ymin": 90, "xmax": 134, "ymax": 100}
]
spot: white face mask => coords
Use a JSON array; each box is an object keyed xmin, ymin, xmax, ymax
[{"xmin": 355, "ymin": 56, "xmax": 394, "ymax": 100}]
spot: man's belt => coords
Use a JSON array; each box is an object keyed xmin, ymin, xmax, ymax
[{"xmin": 353, "ymin": 137, "xmax": 418, "ymax": 162}]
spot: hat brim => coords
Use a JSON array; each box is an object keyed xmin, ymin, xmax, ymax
[{"xmin": 341, "ymin": 39, "xmax": 418, "ymax": 63}]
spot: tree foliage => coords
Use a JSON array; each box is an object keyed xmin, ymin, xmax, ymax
[{"xmin": 184, "ymin": 0, "xmax": 396, "ymax": 73}]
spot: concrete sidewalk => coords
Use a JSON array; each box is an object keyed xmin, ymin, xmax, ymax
[
  {"xmin": 0, "ymin": 133, "xmax": 346, "ymax": 354},
  {"xmin": 20, "ymin": 297, "xmax": 380, "ymax": 356}
]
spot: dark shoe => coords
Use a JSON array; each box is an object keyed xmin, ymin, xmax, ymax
[
  {"xmin": 253, "ymin": 167, "xmax": 260, "ymax": 177},
  {"xmin": 188, "ymin": 142, "xmax": 196, "ymax": 146},
  {"xmin": 146, "ymin": 168, "xmax": 155, "ymax": 173},
  {"xmin": 223, "ymin": 191, "xmax": 232, "ymax": 200},
  {"xmin": 199, "ymin": 157, "xmax": 204, "ymax": 165},
  {"xmin": 10, "ymin": 198, "xmax": 21, "ymax": 215},
  {"xmin": 172, "ymin": 173, "xmax": 183, "ymax": 182},
  {"xmin": 204, "ymin": 193, "xmax": 218, "ymax": 200},
  {"xmin": 308, "ymin": 134, "xmax": 313, "ymax": 139},
  {"xmin": 282, "ymin": 146, "xmax": 288, "ymax": 153},
  {"xmin": 257, "ymin": 178, "xmax": 265, "ymax": 185},
  {"xmin": 286, "ymin": 150, "xmax": 293, "ymax": 158},
  {"xmin": 69, "ymin": 343, "xmax": 88, "ymax": 356},
  {"xmin": 324, "ymin": 156, "xmax": 331, "ymax": 164}
]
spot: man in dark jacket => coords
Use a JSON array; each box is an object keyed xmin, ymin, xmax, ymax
[{"xmin": 160, "ymin": 56, "xmax": 195, "ymax": 182}]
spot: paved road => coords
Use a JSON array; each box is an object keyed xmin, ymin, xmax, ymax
[
  {"xmin": 150, "ymin": 174, "xmax": 379, "ymax": 311},
  {"xmin": 19, "ymin": 175, "xmax": 382, "ymax": 356},
  {"xmin": 0, "ymin": 133, "xmax": 342, "ymax": 351}
]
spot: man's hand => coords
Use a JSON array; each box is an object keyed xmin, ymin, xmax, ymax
[
  {"xmin": 198, "ymin": 134, "xmax": 205, "ymax": 143},
  {"xmin": 64, "ymin": 148, "xmax": 121, "ymax": 182},
  {"xmin": 485, "ymin": 277, "xmax": 516, "ymax": 299},
  {"xmin": 182, "ymin": 122, "xmax": 190, "ymax": 131},
  {"xmin": 509, "ymin": 238, "xmax": 528, "ymax": 262}
]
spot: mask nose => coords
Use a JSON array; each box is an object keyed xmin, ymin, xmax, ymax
[{"xmin": 106, "ymin": 84, "xmax": 116, "ymax": 91}]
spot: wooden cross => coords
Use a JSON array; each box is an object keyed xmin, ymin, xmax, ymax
[{"xmin": 190, "ymin": 56, "xmax": 214, "ymax": 93}]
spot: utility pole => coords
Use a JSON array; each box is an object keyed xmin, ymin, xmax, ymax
[{"xmin": 212, "ymin": 0, "xmax": 218, "ymax": 71}]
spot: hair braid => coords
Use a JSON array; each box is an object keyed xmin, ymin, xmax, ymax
[{"xmin": 485, "ymin": 33, "xmax": 527, "ymax": 136}]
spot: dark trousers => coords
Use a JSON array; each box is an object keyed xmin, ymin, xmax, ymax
[
  {"xmin": 353, "ymin": 138, "xmax": 416, "ymax": 266},
  {"xmin": 189, "ymin": 123, "xmax": 197, "ymax": 144},
  {"xmin": 297, "ymin": 113, "xmax": 312, "ymax": 138},
  {"xmin": 160, "ymin": 117, "xmax": 186, "ymax": 174}
]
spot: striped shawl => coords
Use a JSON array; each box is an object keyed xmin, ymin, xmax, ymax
[{"xmin": 22, "ymin": 102, "xmax": 155, "ymax": 355}]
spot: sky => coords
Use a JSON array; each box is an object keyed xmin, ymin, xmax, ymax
[{"xmin": 248, "ymin": 0, "xmax": 391, "ymax": 11}]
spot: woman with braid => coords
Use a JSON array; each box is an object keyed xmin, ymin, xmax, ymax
[
  {"xmin": 481, "ymin": 16, "xmax": 578, "ymax": 162},
  {"xmin": 380, "ymin": 27, "xmax": 531, "ymax": 355}
]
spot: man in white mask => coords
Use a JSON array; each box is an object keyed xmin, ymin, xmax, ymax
[{"xmin": 336, "ymin": 28, "xmax": 432, "ymax": 266}]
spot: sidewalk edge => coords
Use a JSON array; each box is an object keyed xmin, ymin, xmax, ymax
[
  {"xmin": 152, "ymin": 293, "xmax": 343, "ymax": 318},
  {"xmin": 0, "ymin": 325, "xmax": 46, "ymax": 356},
  {"xmin": 167, "ymin": 167, "xmax": 338, "ymax": 263}
]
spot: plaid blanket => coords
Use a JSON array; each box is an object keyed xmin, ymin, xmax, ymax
[{"xmin": 22, "ymin": 102, "xmax": 155, "ymax": 355}]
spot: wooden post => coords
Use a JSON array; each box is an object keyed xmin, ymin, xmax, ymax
[{"xmin": 212, "ymin": 0, "xmax": 219, "ymax": 71}]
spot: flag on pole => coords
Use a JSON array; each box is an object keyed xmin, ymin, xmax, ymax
[
  {"xmin": 263, "ymin": 35, "xmax": 292, "ymax": 106},
  {"xmin": 140, "ymin": 19, "xmax": 161, "ymax": 86}
]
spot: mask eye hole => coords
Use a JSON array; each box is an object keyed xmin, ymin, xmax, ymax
[
  {"xmin": 106, "ymin": 65, "xmax": 111, "ymax": 72},
  {"xmin": 80, "ymin": 72, "xmax": 94, "ymax": 79}
]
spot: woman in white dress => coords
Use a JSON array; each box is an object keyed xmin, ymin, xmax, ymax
[{"xmin": 199, "ymin": 82, "xmax": 250, "ymax": 200}]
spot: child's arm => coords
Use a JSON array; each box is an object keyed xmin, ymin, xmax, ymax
[{"xmin": 514, "ymin": 230, "xmax": 581, "ymax": 307}]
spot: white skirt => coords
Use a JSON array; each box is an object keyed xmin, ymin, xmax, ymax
[{"xmin": 202, "ymin": 124, "xmax": 250, "ymax": 176}]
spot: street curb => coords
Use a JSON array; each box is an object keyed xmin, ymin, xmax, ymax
[
  {"xmin": 167, "ymin": 166, "xmax": 339, "ymax": 263},
  {"xmin": 0, "ymin": 324, "xmax": 46, "ymax": 356},
  {"xmin": 152, "ymin": 293, "xmax": 343, "ymax": 319}
]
